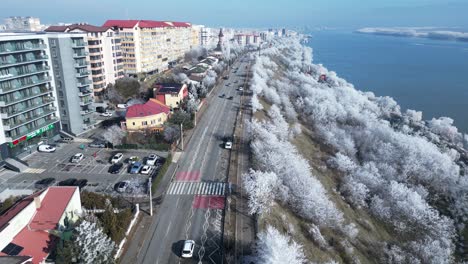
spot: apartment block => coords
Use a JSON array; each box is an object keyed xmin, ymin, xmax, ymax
[
  {"xmin": 102, "ymin": 20, "xmax": 192, "ymax": 75},
  {"xmin": 0, "ymin": 33, "xmax": 60, "ymax": 162},
  {"xmin": 45, "ymin": 24, "xmax": 124, "ymax": 96},
  {"xmin": 3, "ymin": 17, "xmax": 43, "ymax": 32},
  {"xmin": 47, "ymin": 33, "xmax": 96, "ymax": 135}
]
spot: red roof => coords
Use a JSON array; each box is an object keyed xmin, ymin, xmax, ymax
[
  {"xmin": 10, "ymin": 228, "xmax": 56, "ymax": 264},
  {"xmin": 103, "ymin": 20, "xmax": 191, "ymax": 29},
  {"xmin": 0, "ymin": 191, "xmax": 43, "ymax": 232},
  {"xmin": 45, "ymin": 24, "xmax": 110, "ymax": 33},
  {"xmin": 126, "ymin": 99, "xmax": 171, "ymax": 118}
]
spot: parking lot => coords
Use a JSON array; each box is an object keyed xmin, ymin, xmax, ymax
[{"xmin": 0, "ymin": 141, "xmax": 168, "ymax": 196}]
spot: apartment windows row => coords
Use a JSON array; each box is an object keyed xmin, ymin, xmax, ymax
[
  {"xmin": 0, "ymin": 84, "xmax": 51, "ymax": 104},
  {"xmin": 0, "ymin": 63, "xmax": 49, "ymax": 78},
  {"xmin": 0, "ymin": 40, "xmax": 45, "ymax": 53},
  {"xmin": 0, "ymin": 51, "xmax": 47, "ymax": 66},
  {"xmin": 5, "ymin": 114, "xmax": 57, "ymax": 139},
  {"xmin": 2, "ymin": 104, "xmax": 55, "ymax": 128},
  {"xmin": 0, "ymin": 73, "xmax": 50, "ymax": 91}
]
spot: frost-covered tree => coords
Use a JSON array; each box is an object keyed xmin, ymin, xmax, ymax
[
  {"xmin": 102, "ymin": 125, "xmax": 125, "ymax": 147},
  {"xmin": 202, "ymin": 69, "xmax": 217, "ymax": 89},
  {"xmin": 243, "ymin": 169, "xmax": 280, "ymax": 215},
  {"xmin": 75, "ymin": 220, "xmax": 115, "ymax": 264},
  {"xmin": 254, "ymin": 226, "xmax": 306, "ymax": 264}
]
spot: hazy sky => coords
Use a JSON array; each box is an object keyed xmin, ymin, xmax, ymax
[{"xmin": 2, "ymin": 0, "xmax": 468, "ymax": 29}]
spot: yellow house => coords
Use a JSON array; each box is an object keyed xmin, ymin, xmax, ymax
[
  {"xmin": 154, "ymin": 83, "xmax": 189, "ymax": 109},
  {"xmin": 123, "ymin": 99, "xmax": 170, "ymax": 131}
]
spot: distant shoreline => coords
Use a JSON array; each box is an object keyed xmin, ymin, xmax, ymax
[{"xmin": 356, "ymin": 27, "xmax": 468, "ymax": 43}]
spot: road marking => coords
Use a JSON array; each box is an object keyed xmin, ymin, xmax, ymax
[
  {"xmin": 23, "ymin": 168, "xmax": 46, "ymax": 174},
  {"xmin": 166, "ymin": 182, "xmax": 226, "ymax": 196}
]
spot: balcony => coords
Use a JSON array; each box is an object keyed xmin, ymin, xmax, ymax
[
  {"xmin": 5, "ymin": 117, "xmax": 58, "ymax": 142},
  {"xmin": 0, "ymin": 66, "xmax": 51, "ymax": 81},
  {"xmin": 80, "ymin": 100, "xmax": 93, "ymax": 106},
  {"xmin": 2, "ymin": 107, "xmax": 57, "ymax": 131},
  {"xmin": 79, "ymin": 89, "xmax": 93, "ymax": 96},
  {"xmin": 76, "ymin": 71, "xmax": 90, "ymax": 78},
  {"xmin": 74, "ymin": 61, "xmax": 89, "ymax": 68},
  {"xmin": 0, "ymin": 76, "xmax": 52, "ymax": 94},
  {"xmin": 73, "ymin": 52, "xmax": 89, "ymax": 58},
  {"xmin": 1, "ymin": 99, "xmax": 54, "ymax": 119},
  {"xmin": 0, "ymin": 44, "xmax": 48, "ymax": 55},
  {"xmin": 72, "ymin": 42, "xmax": 86, "ymax": 48},
  {"xmin": 77, "ymin": 79, "xmax": 92, "ymax": 87},
  {"xmin": 0, "ymin": 88, "xmax": 52, "ymax": 107},
  {"xmin": 0, "ymin": 55, "xmax": 49, "ymax": 68}
]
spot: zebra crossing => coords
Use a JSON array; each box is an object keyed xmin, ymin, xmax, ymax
[
  {"xmin": 24, "ymin": 168, "xmax": 46, "ymax": 174},
  {"xmin": 167, "ymin": 181, "xmax": 226, "ymax": 196}
]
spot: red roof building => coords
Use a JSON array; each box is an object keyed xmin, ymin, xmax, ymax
[
  {"xmin": 154, "ymin": 83, "xmax": 189, "ymax": 109},
  {"xmin": 0, "ymin": 187, "xmax": 82, "ymax": 264},
  {"xmin": 123, "ymin": 99, "xmax": 171, "ymax": 131},
  {"xmin": 45, "ymin": 24, "xmax": 110, "ymax": 33}
]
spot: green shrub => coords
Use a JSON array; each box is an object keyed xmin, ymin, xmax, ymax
[{"xmin": 152, "ymin": 154, "xmax": 172, "ymax": 193}]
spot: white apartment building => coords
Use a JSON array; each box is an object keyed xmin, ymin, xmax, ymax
[
  {"xmin": 45, "ymin": 24, "xmax": 124, "ymax": 96},
  {"xmin": 103, "ymin": 20, "xmax": 193, "ymax": 75},
  {"xmin": 3, "ymin": 17, "xmax": 43, "ymax": 32}
]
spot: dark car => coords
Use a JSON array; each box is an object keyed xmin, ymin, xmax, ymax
[
  {"xmin": 109, "ymin": 163, "xmax": 124, "ymax": 174},
  {"xmin": 74, "ymin": 179, "xmax": 88, "ymax": 189},
  {"xmin": 35, "ymin": 178, "xmax": 56, "ymax": 189},
  {"xmin": 219, "ymin": 94, "xmax": 225, "ymax": 98},
  {"xmin": 227, "ymin": 96, "xmax": 233, "ymax": 100},
  {"xmin": 58, "ymin": 178, "xmax": 77, "ymax": 186},
  {"xmin": 89, "ymin": 141, "xmax": 106, "ymax": 148}
]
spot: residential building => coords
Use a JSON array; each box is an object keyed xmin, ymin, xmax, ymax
[
  {"xmin": 154, "ymin": 83, "xmax": 188, "ymax": 109},
  {"xmin": 3, "ymin": 17, "xmax": 43, "ymax": 32},
  {"xmin": 123, "ymin": 98, "xmax": 170, "ymax": 131},
  {"xmin": 191, "ymin": 25, "xmax": 203, "ymax": 47},
  {"xmin": 102, "ymin": 20, "xmax": 192, "ymax": 75},
  {"xmin": 0, "ymin": 186, "xmax": 82, "ymax": 264},
  {"xmin": 47, "ymin": 32, "xmax": 96, "ymax": 135},
  {"xmin": 45, "ymin": 24, "xmax": 124, "ymax": 96},
  {"xmin": 0, "ymin": 33, "xmax": 60, "ymax": 163}
]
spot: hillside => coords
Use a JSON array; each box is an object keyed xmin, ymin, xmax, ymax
[{"xmin": 243, "ymin": 37, "xmax": 468, "ymax": 263}]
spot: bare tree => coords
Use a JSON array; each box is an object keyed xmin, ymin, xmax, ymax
[{"xmin": 102, "ymin": 125, "xmax": 125, "ymax": 148}]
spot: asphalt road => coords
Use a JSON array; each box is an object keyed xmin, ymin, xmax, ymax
[{"xmin": 135, "ymin": 58, "xmax": 250, "ymax": 264}]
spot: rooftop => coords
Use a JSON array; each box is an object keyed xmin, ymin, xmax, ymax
[
  {"xmin": 126, "ymin": 98, "xmax": 171, "ymax": 118},
  {"xmin": 154, "ymin": 83, "xmax": 186, "ymax": 94},
  {"xmin": 102, "ymin": 20, "xmax": 191, "ymax": 29},
  {"xmin": 0, "ymin": 192, "xmax": 42, "ymax": 232},
  {"xmin": 45, "ymin": 23, "xmax": 110, "ymax": 33}
]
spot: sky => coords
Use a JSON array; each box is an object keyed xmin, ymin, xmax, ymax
[{"xmin": 2, "ymin": 0, "xmax": 468, "ymax": 30}]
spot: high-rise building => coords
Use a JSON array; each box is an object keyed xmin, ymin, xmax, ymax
[
  {"xmin": 45, "ymin": 24, "xmax": 124, "ymax": 96},
  {"xmin": 0, "ymin": 33, "xmax": 60, "ymax": 162},
  {"xmin": 102, "ymin": 20, "xmax": 192, "ymax": 75},
  {"xmin": 46, "ymin": 33, "xmax": 96, "ymax": 135},
  {"xmin": 3, "ymin": 17, "xmax": 43, "ymax": 32}
]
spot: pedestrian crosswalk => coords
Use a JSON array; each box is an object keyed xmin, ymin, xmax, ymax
[
  {"xmin": 167, "ymin": 181, "xmax": 226, "ymax": 196},
  {"xmin": 74, "ymin": 138, "xmax": 93, "ymax": 143},
  {"xmin": 24, "ymin": 168, "xmax": 46, "ymax": 174}
]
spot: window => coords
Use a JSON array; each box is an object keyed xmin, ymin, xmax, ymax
[
  {"xmin": 132, "ymin": 122, "xmax": 135, "ymax": 126},
  {"xmin": 62, "ymin": 110, "xmax": 67, "ymax": 116},
  {"xmin": 142, "ymin": 121, "xmax": 147, "ymax": 126},
  {"xmin": 58, "ymin": 91, "xmax": 63, "ymax": 97}
]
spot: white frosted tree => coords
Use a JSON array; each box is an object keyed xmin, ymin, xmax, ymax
[
  {"xmin": 243, "ymin": 169, "xmax": 280, "ymax": 215},
  {"xmin": 102, "ymin": 125, "xmax": 125, "ymax": 147},
  {"xmin": 75, "ymin": 220, "xmax": 115, "ymax": 264},
  {"xmin": 254, "ymin": 226, "xmax": 306, "ymax": 264}
]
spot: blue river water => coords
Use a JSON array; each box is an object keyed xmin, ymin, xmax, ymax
[{"xmin": 307, "ymin": 30, "xmax": 468, "ymax": 132}]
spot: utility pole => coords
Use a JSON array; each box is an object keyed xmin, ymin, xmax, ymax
[
  {"xmin": 148, "ymin": 177, "xmax": 153, "ymax": 216},
  {"xmin": 194, "ymin": 111, "xmax": 197, "ymax": 127},
  {"xmin": 180, "ymin": 123, "xmax": 184, "ymax": 151}
]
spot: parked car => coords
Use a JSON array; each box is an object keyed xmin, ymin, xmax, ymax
[
  {"xmin": 116, "ymin": 181, "xmax": 130, "ymax": 192},
  {"xmin": 60, "ymin": 136, "xmax": 73, "ymax": 143},
  {"xmin": 128, "ymin": 156, "xmax": 139, "ymax": 164},
  {"xmin": 130, "ymin": 162, "xmax": 143, "ymax": 174},
  {"xmin": 117, "ymin": 104, "xmax": 128, "ymax": 109},
  {"xmin": 35, "ymin": 178, "xmax": 56, "ymax": 189},
  {"xmin": 181, "ymin": 240, "xmax": 195, "ymax": 258},
  {"xmin": 58, "ymin": 178, "xmax": 77, "ymax": 186},
  {"xmin": 146, "ymin": 154, "xmax": 158, "ymax": 166},
  {"xmin": 89, "ymin": 141, "xmax": 106, "ymax": 148},
  {"xmin": 109, "ymin": 163, "xmax": 124, "ymax": 174},
  {"xmin": 71, "ymin": 153, "xmax": 84, "ymax": 163},
  {"xmin": 140, "ymin": 165, "xmax": 152, "ymax": 175},
  {"xmin": 37, "ymin": 144, "xmax": 56, "ymax": 153},
  {"xmin": 100, "ymin": 112, "xmax": 112, "ymax": 117},
  {"xmin": 111, "ymin": 153, "xmax": 123, "ymax": 164},
  {"xmin": 74, "ymin": 179, "xmax": 88, "ymax": 189}
]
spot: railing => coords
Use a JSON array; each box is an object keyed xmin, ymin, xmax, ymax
[
  {"xmin": 1, "ymin": 98, "xmax": 54, "ymax": 119},
  {"xmin": 76, "ymin": 71, "xmax": 90, "ymax": 78},
  {"xmin": 74, "ymin": 61, "xmax": 89, "ymax": 68},
  {"xmin": 77, "ymin": 79, "xmax": 92, "ymax": 87},
  {"xmin": 0, "ymin": 76, "xmax": 52, "ymax": 93},
  {"xmin": 3, "ymin": 108, "xmax": 57, "ymax": 130},
  {"xmin": 0, "ymin": 44, "xmax": 47, "ymax": 54},
  {"xmin": 73, "ymin": 52, "xmax": 89, "ymax": 58},
  {"xmin": 5, "ymin": 117, "xmax": 58, "ymax": 140},
  {"xmin": 0, "ymin": 55, "xmax": 49, "ymax": 68},
  {"xmin": 0, "ymin": 88, "xmax": 52, "ymax": 107},
  {"xmin": 72, "ymin": 42, "xmax": 87, "ymax": 48},
  {"xmin": 0, "ymin": 66, "xmax": 50, "ymax": 81}
]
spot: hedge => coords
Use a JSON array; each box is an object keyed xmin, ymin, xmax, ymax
[{"xmin": 151, "ymin": 154, "xmax": 172, "ymax": 193}]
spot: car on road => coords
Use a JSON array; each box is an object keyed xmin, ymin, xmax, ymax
[
  {"xmin": 181, "ymin": 240, "xmax": 195, "ymax": 258},
  {"xmin": 116, "ymin": 181, "xmax": 129, "ymax": 192},
  {"xmin": 59, "ymin": 136, "xmax": 73, "ymax": 143},
  {"xmin": 109, "ymin": 163, "xmax": 124, "ymax": 174},
  {"xmin": 37, "ymin": 144, "xmax": 56, "ymax": 153},
  {"xmin": 89, "ymin": 141, "xmax": 106, "ymax": 148},
  {"xmin": 140, "ymin": 165, "xmax": 152, "ymax": 175},
  {"xmin": 224, "ymin": 141, "xmax": 233, "ymax": 149},
  {"xmin": 227, "ymin": 96, "xmax": 233, "ymax": 100},
  {"xmin": 35, "ymin": 178, "xmax": 56, "ymax": 189},
  {"xmin": 222, "ymin": 75, "xmax": 228, "ymax": 80},
  {"xmin": 146, "ymin": 154, "xmax": 158, "ymax": 166},
  {"xmin": 225, "ymin": 83, "xmax": 230, "ymax": 86},
  {"xmin": 219, "ymin": 93, "xmax": 225, "ymax": 98},
  {"xmin": 234, "ymin": 80, "xmax": 239, "ymax": 83},
  {"xmin": 111, "ymin": 153, "xmax": 123, "ymax": 164},
  {"xmin": 130, "ymin": 162, "xmax": 143, "ymax": 174},
  {"xmin": 71, "ymin": 153, "xmax": 84, "ymax": 163},
  {"xmin": 58, "ymin": 178, "xmax": 77, "ymax": 186},
  {"xmin": 100, "ymin": 111, "xmax": 112, "ymax": 117},
  {"xmin": 238, "ymin": 87, "xmax": 243, "ymax": 91}
]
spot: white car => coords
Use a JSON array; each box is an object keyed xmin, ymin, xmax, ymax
[
  {"xmin": 111, "ymin": 153, "xmax": 123, "ymax": 164},
  {"xmin": 224, "ymin": 141, "xmax": 233, "ymax": 149},
  {"xmin": 140, "ymin": 165, "xmax": 152, "ymax": 175},
  {"xmin": 117, "ymin": 104, "xmax": 128, "ymax": 109},
  {"xmin": 116, "ymin": 181, "xmax": 129, "ymax": 192},
  {"xmin": 37, "ymin": 144, "xmax": 56, "ymax": 153},
  {"xmin": 71, "ymin": 153, "xmax": 84, "ymax": 163},
  {"xmin": 181, "ymin": 240, "xmax": 195, "ymax": 258},
  {"xmin": 100, "ymin": 112, "xmax": 112, "ymax": 117},
  {"xmin": 146, "ymin": 154, "xmax": 158, "ymax": 166},
  {"xmin": 238, "ymin": 87, "xmax": 244, "ymax": 91}
]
